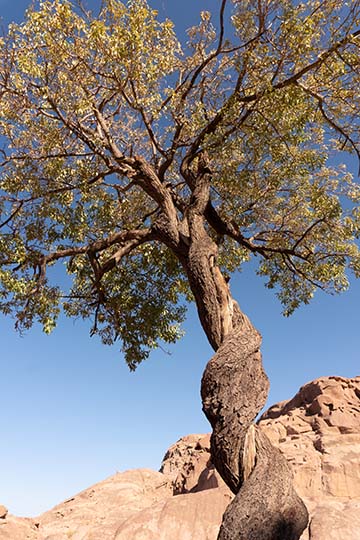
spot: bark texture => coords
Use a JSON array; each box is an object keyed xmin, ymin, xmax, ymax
[{"xmin": 201, "ymin": 306, "xmax": 309, "ymax": 539}]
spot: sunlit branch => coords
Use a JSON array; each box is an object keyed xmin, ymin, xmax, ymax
[
  {"xmin": 292, "ymin": 217, "xmax": 326, "ymax": 251},
  {"xmin": 282, "ymin": 252, "xmax": 326, "ymax": 291},
  {"xmin": 204, "ymin": 201, "xmax": 320, "ymax": 261}
]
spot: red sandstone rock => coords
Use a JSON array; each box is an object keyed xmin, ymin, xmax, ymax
[
  {"xmin": 0, "ymin": 515, "xmax": 38, "ymax": 539},
  {"xmin": 160, "ymin": 433, "xmax": 228, "ymax": 494},
  {"xmin": 114, "ymin": 489, "xmax": 232, "ymax": 540},
  {"xmin": 39, "ymin": 469, "xmax": 173, "ymax": 540}
]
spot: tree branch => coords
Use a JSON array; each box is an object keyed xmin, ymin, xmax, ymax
[
  {"xmin": 238, "ymin": 29, "xmax": 360, "ymax": 104},
  {"xmin": 0, "ymin": 201, "xmax": 24, "ymax": 229},
  {"xmin": 296, "ymin": 81, "xmax": 360, "ymax": 166},
  {"xmin": 217, "ymin": 0, "xmax": 227, "ymax": 55}
]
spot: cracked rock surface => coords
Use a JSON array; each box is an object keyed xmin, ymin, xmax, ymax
[
  {"xmin": 258, "ymin": 376, "xmax": 360, "ymax": 540},
  {"xmin": 259, "ymin": 376, "xmax": 360, "ymax": 499}
]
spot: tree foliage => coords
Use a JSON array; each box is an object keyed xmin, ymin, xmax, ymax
[{"xmin": 0, "ymin": 0, "xmax": 359, "ymax": 367}]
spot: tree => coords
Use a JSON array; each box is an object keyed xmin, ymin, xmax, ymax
[{"xmin": 0, "ymin": 0, "xmax": 359, "ymax": 537}]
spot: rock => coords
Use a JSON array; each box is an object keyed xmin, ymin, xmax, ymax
[
  {"xmin": 158, "ymin": 376, "xmax": 360, "ymax": 540},
  {"xmin": 36, "ymin": 465, "xmax": 232, "ymax": 540},
  {"xmin": 258, "ymin": 376, "xmax": 360, "ymax": 500},
  {"xmin": 0, "ymin": 504, "xmax": 39, "ymax": 540},
  {"xmin": 160, "ymin": 433, "xmax": 228, "ymax": 493},
  {"xmin": 0, "ymin": 516, "xmax": 39, "ymax": 540},
  {"xmin": 304, "ymin": 499, "xmax": 360, "ymax": 540},
  {"xmin": 114, "ymin": 489, "xmax": 233, "ymax": 540},
  {"xmin": 0, "ymin": 506, "xmax": 7, "ymax": 519},
  {"xmin": 258, "ymin": 376, "xmax": 360, "ymax": 538},
  {"xmin": 38, "ymin": 469, "xmax": 174, "ymax": 540}
]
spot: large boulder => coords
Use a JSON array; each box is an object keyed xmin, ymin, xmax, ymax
[
  {"xmin": 258, "ymin": 375, "xmax": 360, "ymax": 539},
  {"xmin": 160, "ymin": 433, "xmax": 228, "ymax": 494},
  {"xmin": 36, "ymin": 464, "xmax": 232, "ymax": 540},
  {"xmin": 38, "ymin": 469, "xmax": 173, "ymax": 540},
  {"xmin": 114, "ymin": 489, "xmax": 232, "ymax": 540},
  {"xmin": 0, "ymin": 514, "xmax": 38, "ymax": 540}
]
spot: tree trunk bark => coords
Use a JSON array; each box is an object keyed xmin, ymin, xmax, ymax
[
  {"xmin": 201, "ymin": 317, "xmax": 309, "ymax": 540},
  {"xmin": 182, "ymin": 216, "xmax": 308, "ymax": 539}
]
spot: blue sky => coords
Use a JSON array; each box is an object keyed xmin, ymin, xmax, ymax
[{"xmin": 0, "ymin": 0, "xmax": 359, "ymax": 518}]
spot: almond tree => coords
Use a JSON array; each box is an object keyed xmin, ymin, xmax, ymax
[{"xmin": 0, "ymin": 1, "xmax": 359, "ymax": 538}]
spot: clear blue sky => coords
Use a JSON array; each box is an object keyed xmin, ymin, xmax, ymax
[{"xmin": 0, "ymin": 0, "xmax": 359, "ymax": 518}]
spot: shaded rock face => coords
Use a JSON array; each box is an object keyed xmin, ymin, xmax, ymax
[{"xmin": 0, "ymin": 376, "xmax": 359, "ymax": 540}]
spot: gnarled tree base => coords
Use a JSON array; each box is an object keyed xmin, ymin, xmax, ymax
[{"xmin": 218, "ymin": 428, "xmax": 308, "ymax": 540}]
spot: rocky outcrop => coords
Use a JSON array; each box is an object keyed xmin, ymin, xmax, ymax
[
  {"xmin": 259, "ymin": 376, "xmax": 360, "ymax": 497},
  {"xmin": 0, "ymin": 469, "xmax": 231, "ymax": 540},
  {"xmin": 160, "ymin": 433, "xmax": 228, "ymax": 493},
  {"xmin": 39, "ymin": 469, "xmax": 173, "ymax": 540},
  {"xmin": 259, "ymin": 375, "xmax": 360, "ymax": 540},
  {"xmin": 0, "ymin": 376, "xmax": 358, "ymax": 540},
  {"xmin": 114, "ymin": 489, "xmax": 232, "ymax": 540}
]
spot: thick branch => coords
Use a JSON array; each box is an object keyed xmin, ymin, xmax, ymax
[
  {"xmin": 23, "ymin": 228, "xmax": 154, "ymax": 291},
  {"xmin": 204, "ymin": 201, "xmax": 312, "ymax": 260},
  {"xmin": 183, "ymin": 173, "xmax": 236, "ymax": 349},
  {"xmin": 131, "ymin": 156, "xmax": 181, "ymax": 246}
]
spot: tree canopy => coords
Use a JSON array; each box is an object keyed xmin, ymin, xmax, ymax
[{"xmin": 0, "ymin": 0, "xmax": 359, "ymax": 368}]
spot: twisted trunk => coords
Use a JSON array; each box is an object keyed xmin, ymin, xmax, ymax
[
  {"xmin": 182, "ymin": 217, "xmax": 308, "ymax": 539},
  {"xmin": 151, "ymin": 162, "xmax": 308, "ymax": 538}
]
